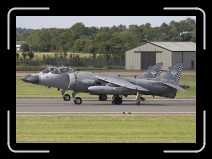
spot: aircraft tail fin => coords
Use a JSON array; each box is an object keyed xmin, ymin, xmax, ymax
[
  {"xmin": 142, "ymin": 63, "xmax": 163, "ymax": 78},
  {"xmin": 162, "ymin": 63, "xmax": 183, "ymax": 84}
]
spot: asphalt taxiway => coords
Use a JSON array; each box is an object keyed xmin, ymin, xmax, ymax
[{"xmin": 16, "ymin": 97, "xmax": 196, "ymax": 113}]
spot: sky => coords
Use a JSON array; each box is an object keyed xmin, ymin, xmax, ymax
[{"xmin": 16, "ymin": 16, "xmax": 196, "ymax": 29}]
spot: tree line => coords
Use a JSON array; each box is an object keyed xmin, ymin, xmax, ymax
[
  {"xmin": 16, "ymin": 18, "xmax": 196, "ymax": 56},
  {"xmin": 16, "ymin": 52, "xmax": 124, "ymax": 68}
]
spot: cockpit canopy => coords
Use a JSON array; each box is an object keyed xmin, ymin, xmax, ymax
[{"xmin": 41, "ymin": 66, "xmax": 75, "ymax": 74}]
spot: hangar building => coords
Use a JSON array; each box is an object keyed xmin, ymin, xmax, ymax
[{"xmin": 125, "ymin": 41, "xmax": 196, "ymax": 70}]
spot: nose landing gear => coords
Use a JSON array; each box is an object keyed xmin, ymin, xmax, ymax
[
  {"xmin": 73, "ymin": 97, "xmax": 82, "ymax": 105},
  {"xmin": 61, "ymin": 90, "xmax": 82, "ymax": 105},
  {"xmin": 61, "ymin": 90, "xmax": 71, "ymax": 101}
]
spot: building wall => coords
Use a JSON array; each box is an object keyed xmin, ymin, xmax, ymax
[
  {"xmin": 125, "ymin": 43, "xmax": 173, "ymax": 70},
  {"xmin": 141, "ymin": 52, "xmax": 156, "ymax": 69},
  {"xmin": 125, "ymin": 42, "xmax": 195, "ymax": 70},
  {"xmin": 156, "ymin": 49, "xmax": 172, "ymax": 69},
  {"xmin": 137, "ymin": 43, "xmax": 172, "ymax": 69},
  {"xmin": 171, "ymin": 52, "xmax": 182, "ymax": 65},
  {"xmin": 125, "ymin": 50, "xmax": 141, "ymax": 70},
  {"xmin": 183, "ymin": 52, "xmax": 196, "ymax": 69},
  {"xmin": 172, "ymin": 52, "xmax": 196, "ymax": 69}
]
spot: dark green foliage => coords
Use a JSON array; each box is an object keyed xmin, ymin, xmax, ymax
[
  {"xmin": 16, "ymin": 18, "xmax": 196, "ymax": 68},
  {"xmin": 20, "ymin": 43, "xmax": 30, "ymax": 52},
  {"xmin": 16, "ymin": 18, "xmax": 196, "ymax": 54}
]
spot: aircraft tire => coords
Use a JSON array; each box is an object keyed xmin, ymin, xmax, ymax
[
  {"xmin": 63, "ymin": 94, "xmax": 71, "ymax": 101},
  {"xmin": 99, "ymin": 95, "xmax": 107, "ymax": 101},
  {"xmin": 74, "ymin": 97, "xmax": 82, "ymax": 105},
  {"xmin": 136, "ymin": 101, "xmax": 141, "ymax": 105},
  {"xmin": 112, "ymin": 96, "xmax": 122, "ymax": 105},
  {"xmin": 117, "ymin": 97, "xmax": 123, "ymax": 105}
]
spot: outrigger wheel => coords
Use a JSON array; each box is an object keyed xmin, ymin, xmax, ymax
[
  {"xmin": 74, "ymin": 97, "xmax": 82, "ymax": 105},
  {"xmin": 63, "ymin": 94, "xmax": 71, "ymax": 101}
]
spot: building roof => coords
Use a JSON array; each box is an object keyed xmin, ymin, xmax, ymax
[
  {"xmin": 126, "ymin": 41, "xmax": 196, "ymax": 53},
  {"xmin": 148, "ymin": 41, "xmax": 196, "ymax": 52}
]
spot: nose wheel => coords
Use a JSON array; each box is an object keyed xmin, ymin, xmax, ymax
[
  {"xmin": 63, "ymin": 94, "xmax": 71, "ymax": 101},
  {"xmin": 74, "ymin": 97, "xmax": 82, "ymax": 105},
  {"xmin": 61, "ymin": 90, "xmax": 82, "ymax": 105},
  {"xmin": 63, "ymin": 94, "xmax": 82, "ymax": 104}
]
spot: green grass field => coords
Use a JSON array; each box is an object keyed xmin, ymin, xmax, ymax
[
  {"xmin": 176, "ymin": 74, "xmax": 196, "ymax": 98},
  {"xmin": 16, "ymin": 114, "xmax": 195, "ymax": 143},
  {"xmin": 16, "ymin": 74, "xmax": 196, "ymax": 98}
]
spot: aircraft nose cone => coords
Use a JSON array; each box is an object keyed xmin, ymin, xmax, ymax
[{"xmin": 22, "ymin": 74, "xmax": 39, "ymax": 84}]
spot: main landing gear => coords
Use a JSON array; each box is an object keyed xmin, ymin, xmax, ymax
[
  {"xmin": 112, "ymin": 95, "xmax": 123, "ymax": 105},
  {"xmin": 112, "ymin": 93, "xmax": 145, "ymax": 105},
  {"xmin": 61, "ymin": 90, "xmax": 82, "ymax": 105},
  {"xmin": 136, "ymin": 92, "xmax": 145, "ymax": 105}
]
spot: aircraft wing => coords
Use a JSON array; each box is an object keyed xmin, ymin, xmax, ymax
[
  {"xmin": 96, "ymin": 75, "xmax": 149, "ymax": 92},
  {"xmin": 161, "ymin": 82, "xmax": 185, "ymax": 91}
]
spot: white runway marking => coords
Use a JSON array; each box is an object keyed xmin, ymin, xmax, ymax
[{"xmin": 16, "ymin": 112, "xmax": 196, "ymax": 117}]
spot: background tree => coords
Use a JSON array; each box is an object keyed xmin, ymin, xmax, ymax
[
  {"xmin": 16, "ymin": 18, "xmax": 196, "ymax": 67},
  {"xmin": 17, "ymin": 18, "xmax": 196, "ymax": 54},
  {"xmin": 28, "ymin": 51, "xmax": 34, "ymax": 61},
  {"xmin": 20, "ymin": 43, "xmax": 30, "ymax": 52},
  {"xmin": 22, "ymin": 52, "xmax": 28, "ymax": 62},
  {"xmin": 16, "ymin": 53, "xmax": 20, "ymax": 60}
]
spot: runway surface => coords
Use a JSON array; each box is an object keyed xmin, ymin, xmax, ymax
[{"xmin": 16, "ymin": 97, "xmax": 196, "ymax": 113}]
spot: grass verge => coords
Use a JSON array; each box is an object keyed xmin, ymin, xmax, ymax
[{"xmin": 16, "ymin": 114, "xmax": 195, "ymax": 143}]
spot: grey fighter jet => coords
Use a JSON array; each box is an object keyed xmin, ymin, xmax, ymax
[
  {"xmin": 88, "ymin": 63, "xmax": 184, "ymax": 104},
  {"xmin": 22, "ymin": 64, "xmax": 163, "ymax": 104}
]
